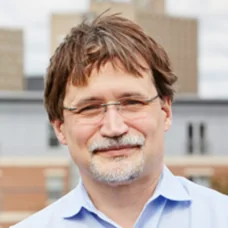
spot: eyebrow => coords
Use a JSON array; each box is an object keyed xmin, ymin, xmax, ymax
[
  {"xmin": 70, "ymin": 92, "xmax": 147, "ymax": 107},
  {"xmin": 116, "ymin": 92, "xmax": 147, "ymax": 99},
  {"xmin": 73, "ymin": 96, "xmax": 104, "ymax": 107}
]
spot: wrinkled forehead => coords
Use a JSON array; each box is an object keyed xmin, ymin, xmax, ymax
[
  {"xmin": 69, "ymin": 55, "xmax": 152, "ymax": 85},
  {"xmin": 64, "ymin": 59, "xmax": 156, "ymax": 104}
]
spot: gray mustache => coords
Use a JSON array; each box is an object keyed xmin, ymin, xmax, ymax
[{"xmin": 89, "ymin": 135, "xmax": 145, "ymax": 154}]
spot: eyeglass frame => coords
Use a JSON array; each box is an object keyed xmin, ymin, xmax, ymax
[{"xmin": 62, "ymin": 94, "xmax": 159, "ymax": 114}]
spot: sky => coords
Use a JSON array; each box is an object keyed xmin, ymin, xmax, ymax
[{"xmin": 0, "ymin": 0, "xmax": 227, "ymax": 98}]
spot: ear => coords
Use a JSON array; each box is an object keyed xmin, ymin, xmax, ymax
[
  {"xmin": 161, "ymin": 97, "xmax": 172, "ymax": 132},
  {"xmin": 51, "ymin": 120, "xmax": 67, "ymax": 145}
]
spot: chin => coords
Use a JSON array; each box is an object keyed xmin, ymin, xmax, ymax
[
  {"xmin": 104, "ymin": 174, "xmax": 141, "ymax": 187},
  {"xmin": 90, "ymin": 154, "xmax": 145, "ymax": 186},
  {"xmin": 93, "ymin": 171, "xmax": 142, "ymax": 186}
]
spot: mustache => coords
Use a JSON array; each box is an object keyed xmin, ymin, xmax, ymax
[{"xmin": 89, "ymin": 135, "xmax": 145, "ymax": 154}]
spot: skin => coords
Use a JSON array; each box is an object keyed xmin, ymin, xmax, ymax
[{"xmin": 52, "ymin": 59, "xmax": 172, "ymax": 227}]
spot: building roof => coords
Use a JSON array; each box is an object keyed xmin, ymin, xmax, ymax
[
  {"xmin": 173, "ymin": 94, "xmax": 228, "ymax": 105},
  {"xmin": 0, "ymin": 91, "xmax": 43, "ymax": 103},
  {"xmin": 0, "ymin": 156, "xmax": 70, "ymax": 167},
  {"xmin": 0, "ymin": 91, "xmax": 227, "ymax": 105}
]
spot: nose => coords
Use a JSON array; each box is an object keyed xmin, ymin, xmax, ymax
[{"xmin": 99, "ymin": 105, "xmax": 129, "ymax": 138}]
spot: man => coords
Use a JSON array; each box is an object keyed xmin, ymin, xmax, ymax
[{"xmin": 11, "ymin": 13, "xmax": 228, "ymax": 228}]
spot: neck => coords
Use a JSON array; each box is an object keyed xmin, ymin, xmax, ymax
[{"xmin": 81, "ymin": 164, "xmax": 163, "ymax": 228}]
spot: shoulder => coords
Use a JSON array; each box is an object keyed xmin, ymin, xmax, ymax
[
  {"xmin": 177, "ymin": 176, "xmax": 228, "ymax": 207},
  {"xmin": 10, "ymin": 188, "xmax": 78, "ymax": 228},
  {"xmin": 176, "ymin": 176, "xmax": 228, "ymax": 226}
]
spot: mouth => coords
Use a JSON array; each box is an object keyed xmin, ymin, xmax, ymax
[{"xmin": 93, "ymin": 145, "xmax": 141, "ymax": 157}]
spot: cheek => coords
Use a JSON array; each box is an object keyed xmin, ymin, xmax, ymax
[
  {"xmin": 64, "ymin": 123, "xmax": 98, "ymax": 168},
  {"xmin": 65, "ymin": 122, "xmax": 96, "ymax": 149},
  {"xmin": 131, "ymin": 115, "xmax": 161, "ymax": 137}
]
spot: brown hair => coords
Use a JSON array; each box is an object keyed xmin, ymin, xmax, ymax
[{"xmin": 44, "ymin": 13, "xmax": 177, "ymax": 122}]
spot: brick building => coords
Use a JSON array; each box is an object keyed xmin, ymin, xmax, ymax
[
  {"xmin": 50, "ymin": 0, "xmax": 198, "ymax": 95},
  {"xmin": 165, "ymin": 156, "xmax": 228, "ymax": 194},
  {"xmin": 0, "ymin": 157, "xmax": 71, "ymax": 228},
  {"xmin": 0, "ymin": 92, "xmax": 228, "ymax": 226},
  {"xmin": 0, "ymin": 28, "xmax": 24, "ymax": 91},
  {"xmin": 135, "ymin": 12, "xmax": 198, "ymax": 94}
]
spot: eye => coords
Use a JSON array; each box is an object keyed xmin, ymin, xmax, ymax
[
  {"xmin": 77, "ymin": 104, "xmax": 102, "ymax": 114},
  {"xmin": 121, "ymin": 99, "xmax": 145, "ymax": 106}
]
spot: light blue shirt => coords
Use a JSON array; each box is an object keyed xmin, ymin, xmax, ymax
[{"xmin": 11, "ymin": 166, "xmax": 228, "ymax": 228}]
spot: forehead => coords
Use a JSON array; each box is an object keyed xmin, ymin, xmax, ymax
[{"xmin": 64, "ymin": 61, "xmax": 157, "ymax": 104}]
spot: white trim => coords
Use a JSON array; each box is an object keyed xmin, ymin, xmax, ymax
[
  {"xmin": 0, "ymin": 157, "xmax": 70, "ymax": 167},
  {"xmin": 0, "ymin": 212, "xmax": 33, "ymax": 223},
  {"xmin": 43, "ymin": 168, "xmax": 67, "ymax": 177},
  {"xmin": 0, "ymin": 155, "xmax": 227, "ymax": 167},
  {"xmin": 164, "ymin": 155, "xmax": 228, "ymax": 166},
  {"xmin": 184, "ymin": 167, "xmax": 214, "ymax": 176}
]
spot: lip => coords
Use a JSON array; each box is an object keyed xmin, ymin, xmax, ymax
[{"xmin": 94, "ymin": 145, "xmax": 140, "ymax": 157}]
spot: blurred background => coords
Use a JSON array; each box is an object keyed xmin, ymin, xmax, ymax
[{"xmin": 0, "ymin": 0, "xmax": 227, "ymax": 227}]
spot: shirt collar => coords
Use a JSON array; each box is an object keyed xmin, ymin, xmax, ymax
[
  {"xmin": 62, "ymin": 179, "xmax": 93, "ymax": 218},
  {"xmin": 62, "ymin": 165, "xmax": 192, "ymax": 218},
  {"xmin": 151, "ymin": 165, "xmax": 192, "ymax": 202}
]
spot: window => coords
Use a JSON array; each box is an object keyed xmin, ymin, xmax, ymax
[
  {"xmin": 45, "ymin": 169, "xmax": 66, "ymax": 203},
  {"xmin": 186, "ymin": 167, "xmax": 213, "ymax": 188},
  {"xmin": 189, "ymin": 176, "xmax": 210, "ymax": 188},
  {"xmin": 199, "ymin": 122, "xmax": 207, "ymax": 154},
  {"xmin": 46, "ymin": 175, "xmax": 64, "ymax": 201},
  {"xmin": 48, "ymin": 124, "xmax": 59, "ymax": 147},
  {"xmin": 186, "ymin": 122, "xmax": 194, "ymax": 154}
]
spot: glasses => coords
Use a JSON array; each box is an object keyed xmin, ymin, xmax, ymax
[{"xmin": 63, "ymin": 94, "xmax": 159, "ymax": 124}]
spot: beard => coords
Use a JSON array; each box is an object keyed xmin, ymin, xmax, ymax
[{"xmin": 89, "ymin": 135, "xmax": 145, "ymax": 185}]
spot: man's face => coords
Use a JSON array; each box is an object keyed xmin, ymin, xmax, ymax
[{"xmin": 52, "ymin": 60, "xmax": 172, "ymax": 185}]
